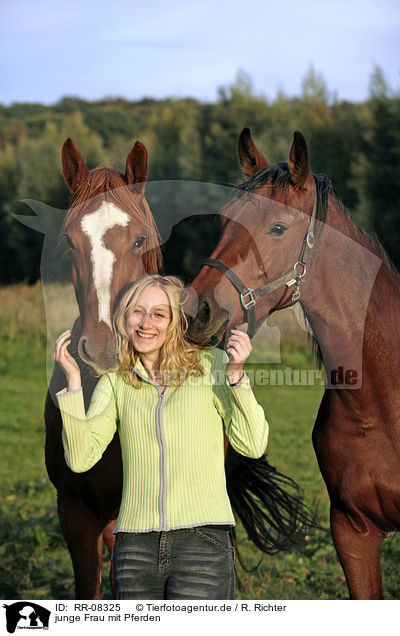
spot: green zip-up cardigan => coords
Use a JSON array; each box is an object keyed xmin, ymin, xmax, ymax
[{"xmin": 57, "ymin": 347, "xmax": 269, "ymax": 533}]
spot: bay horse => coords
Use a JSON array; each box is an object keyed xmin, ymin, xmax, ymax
[
  {"xmin": 188, "ymin": 128, "xmax": 400, "ymax": 599},
  {"xmin": 45, "ymin": 137, "xmax": 162, "ymax": 599}
]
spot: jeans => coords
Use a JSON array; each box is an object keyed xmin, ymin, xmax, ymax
[{"xmin": 112, "ymin": 526, "xmax": 235, "ymax": 599}]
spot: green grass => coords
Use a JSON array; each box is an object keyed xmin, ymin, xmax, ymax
[{"xmin": 1, "ymin": 282, "xmax": 399, "ymax": 600}]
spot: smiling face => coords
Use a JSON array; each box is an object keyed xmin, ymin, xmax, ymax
[{"xmin": 126, "ymin": 285, "xmax": 172, "ymax": 365}]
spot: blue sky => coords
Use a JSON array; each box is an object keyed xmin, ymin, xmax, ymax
[{"xmin": 1, "ymin": 0, "xmax": 399, "ymax": 104}]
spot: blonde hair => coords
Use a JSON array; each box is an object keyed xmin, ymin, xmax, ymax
[{"xmin": 113, "ymin": 275, "xmax": 203, "ymax": 387}]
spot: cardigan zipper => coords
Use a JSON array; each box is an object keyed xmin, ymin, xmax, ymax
[
  {"xmin": 155, "ymin": 388, "xmax": 168, "ymax": 530},
  {"xmin": 134, "ymin": 365, "xmax": 169, "ymax": 530}
]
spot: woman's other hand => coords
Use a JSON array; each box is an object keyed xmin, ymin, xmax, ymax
[
  {"xmin": 225, "ymin": 328, "xmax": 252, "ymax": 385},
  {"xmin": 54, "ymin": 330, "xmax": 82, "ymax": 391}
]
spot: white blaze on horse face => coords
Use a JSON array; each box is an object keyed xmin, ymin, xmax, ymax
[{"xmin": 81, "ymin": 202, "xmax": 130, "ymax": 327}]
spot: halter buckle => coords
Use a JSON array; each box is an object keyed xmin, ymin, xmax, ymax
[{"xmin": 240, "ymin": 288, "xmax": 256, "ymax": 310}]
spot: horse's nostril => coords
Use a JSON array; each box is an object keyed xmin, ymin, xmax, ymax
[
  {"xmin": 80, "ymin": 338, "xmax": 93, "ymax": 362},
  {"xmin": 196, "ymin": 299, "xmax": 212, "ymax": 328}
]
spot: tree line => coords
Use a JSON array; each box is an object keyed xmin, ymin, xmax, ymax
[{"xmin": 0, "ymin": 66, "xmax": 399, "ymax": 285}]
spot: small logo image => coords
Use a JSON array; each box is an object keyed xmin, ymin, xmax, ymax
[{"xmin": 3, "ymin": 603, "xmax": 51, "ymax": 634}]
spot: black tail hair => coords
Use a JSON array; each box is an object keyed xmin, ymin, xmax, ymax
[{"xmin": 226, "ymin": 448, "xmax": 315, "ymax": 554}]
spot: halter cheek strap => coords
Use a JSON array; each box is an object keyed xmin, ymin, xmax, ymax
[{"xmin": 203, "ymin": 193, "xmax": 318, "ymax": 339}]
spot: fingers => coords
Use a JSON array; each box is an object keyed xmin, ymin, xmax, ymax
[
  {"xmin": 55, "ymin": 330, "xmax": 71, "ymax": 348},
  {"xmin": 54, "ymin": 330, "xmax": 81, "ymax": 389},
  {"xmin": 227, "ymin": 329, "xmax": 252, "ymax": 350},
  {"xmin": 54, "ymin": 341, "xmax": 71, "ymax": 364},
  {"xmin": 55, "ymin": 330, "xmax": 71, "ymax": 344},
  {"xmin": 228, "ymin": 328, "xmax": 251, "ymax": 341},
  {"xmin": 54, "ymin": 330, "xmax": 73, "ymax": 362},
  {"xmin": 226, "ymin": 345, "xmax": 247, "ymax": 362},
  {"xmin": 226, "ymin": 328, "xmax": 252, "ymax": 362}
]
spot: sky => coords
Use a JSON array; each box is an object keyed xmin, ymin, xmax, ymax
[{"xmin": 1, "ymin": 0, "xmax": 399, "ymax": 105}]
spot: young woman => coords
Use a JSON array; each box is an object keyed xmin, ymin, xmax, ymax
[{"xmin": 54, "ymin": 274, "xmax": 269, "ymax": 600}]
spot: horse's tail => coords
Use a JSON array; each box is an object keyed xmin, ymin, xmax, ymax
[{"xmin": 226, "ymin": 447, "xmax": 315, "ymax": 554}]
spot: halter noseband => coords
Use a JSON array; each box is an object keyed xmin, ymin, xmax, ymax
[{"xmin": 202, "ymin": 194, "xmax": 317, "ymax": 339}]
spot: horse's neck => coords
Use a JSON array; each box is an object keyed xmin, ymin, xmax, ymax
[{"xmin": 301, "ymin": 204, "xmax": 400, "ymax": 380}]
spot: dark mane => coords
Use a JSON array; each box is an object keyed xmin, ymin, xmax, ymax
[
  {"xmin": 60, "ymin": 166, "xmax": 162, "ymax": 275},
  {"xmin": 236, "ymin": 162, "xmax": 332, "ymax": 231}
]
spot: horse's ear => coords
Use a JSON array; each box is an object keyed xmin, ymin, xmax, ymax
[
  {"xmin": 288, "ymin": 131, "xmax": 313, "ymax": 189},
  {"xmin": 238, "ymin": 127, "xmax": 269, "ymax": 178},
  {"xmin": 125, "ymin": 141, "xmax": 148, "ymax": 193},
  {"xmin": 61, "ymin": 138, "xmax": 89, "ymax": 193}
]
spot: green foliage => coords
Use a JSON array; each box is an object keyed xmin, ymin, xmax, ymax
[
  {"xmin": 363, "ymin": 68, "xmax": 400, "ymax": 268},
  {"xmin": 0, "ymin": 67, "xmax": 399, "ymax": 285}
]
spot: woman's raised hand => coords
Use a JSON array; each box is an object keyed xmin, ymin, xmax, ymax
[
  {"xmin": 54, "ymin": 330, "xmax": 82, "ymax": 391},
  {"xmin": 225, "ymin": 328, "xmax": 252, "ymax": 386}
]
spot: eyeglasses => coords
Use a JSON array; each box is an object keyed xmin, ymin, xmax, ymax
[{"xmin": 130, "ymin": 308, "xmax": 171, "ymax": 325}]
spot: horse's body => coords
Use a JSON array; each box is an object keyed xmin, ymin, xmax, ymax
[
  {"xmin": 45, "ymin": 138, "xmax": 162, "ymax": 599},
  {"xmin": 188, "ymin": 128, "xmax": 400, "ymax": 599}
]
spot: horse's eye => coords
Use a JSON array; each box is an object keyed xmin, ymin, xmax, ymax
[
  {"xmin": 267, "ymin": 223, "xmax": 287, "ymax": 237},
  {"xmin": 65, "ymin": 234, "xmax": 75, "ymax": 249},
  {"xmin": 133, "ymin": 236, "xmax": 145, "ymax": 248}
]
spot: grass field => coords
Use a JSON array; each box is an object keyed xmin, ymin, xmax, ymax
[{"xmin": 1, "ymin": 282, "xmax": 399, "ymax": 600}]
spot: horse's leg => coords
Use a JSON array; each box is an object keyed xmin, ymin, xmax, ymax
[
  {"xmin": 57, "ymin": 493, "xmax": 104, "ymax": 599},
  {"xmin": 102, "ymin": 519, "xmax": 117, "ymax": 597},
  {"xmin": 330, "ymin": 506, "xmax": 383, "ymax": 599}
]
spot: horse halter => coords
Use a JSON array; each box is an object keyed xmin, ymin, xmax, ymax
[{"xmin": 202, "ymin": 194, "xmax": 318, "ymax": 339}]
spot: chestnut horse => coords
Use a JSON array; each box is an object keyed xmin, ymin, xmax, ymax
[
  {"xmin": 188, "ymin": 128, "xmax": 400, "ymax": 599},
  {"xmin": 45, "ymin": 138, "xmax": 162, "ymax": 599}
]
